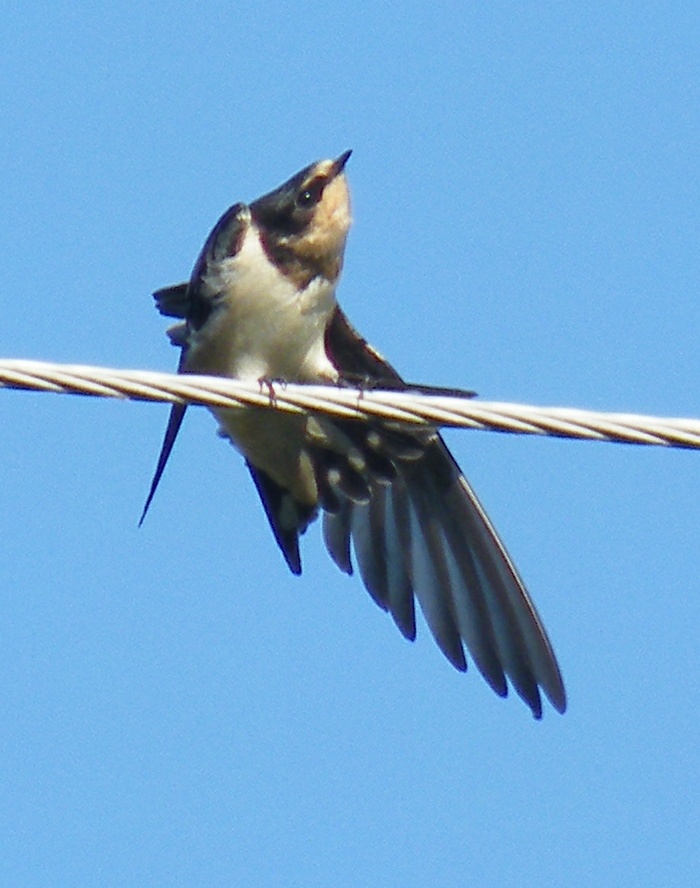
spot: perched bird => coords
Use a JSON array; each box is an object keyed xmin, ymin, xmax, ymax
[{"xmin": 141, "ymin": 151, "xmax": 566, "ymax": 718}]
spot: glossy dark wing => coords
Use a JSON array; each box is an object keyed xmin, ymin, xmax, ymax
[
  {"xmin": 320, "ymin": 307, "xmax": 566, "ymax": 718},
  {"xmin": 140, "ymin": 203, "xmax": 249, "ymax": 523},
  {"xmin": 247, "ymin": 462, "xmax": 318, "ymax": 576},
  {"xmin": 139, "ymin": 341, "xmax": 189, "ymax": 526}
]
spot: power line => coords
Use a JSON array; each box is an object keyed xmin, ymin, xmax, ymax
[{"xmin": 2, "ymin": 358, "xmax": 700, "ymax": 450}]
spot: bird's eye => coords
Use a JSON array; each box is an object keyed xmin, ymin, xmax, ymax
[{"xmin": 296, "ymin": 177, "xmax": 325, "ymax": 208}]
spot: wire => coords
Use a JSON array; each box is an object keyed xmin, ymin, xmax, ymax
[{"xmin": 2, "ymin": 358, "xmax": 700, "ymax": 450}]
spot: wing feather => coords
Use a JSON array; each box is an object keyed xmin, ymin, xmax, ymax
[{"xmin": 320, "ymin": 305, "xmax": 566, "ymax": 717}]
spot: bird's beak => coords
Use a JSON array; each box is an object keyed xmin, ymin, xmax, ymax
[{"xmin": 330, "ymin": 149, "xmax": 353, "ymax": 178}]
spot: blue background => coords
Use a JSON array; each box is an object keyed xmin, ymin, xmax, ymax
[{"xmin": 1, "ymin": 4, "xmax": 699, "ymax": 885}]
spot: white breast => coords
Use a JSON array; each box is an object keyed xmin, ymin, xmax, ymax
[{"xmin": 185, "ymin": 225, "xmax": 338, "ymax": 383}]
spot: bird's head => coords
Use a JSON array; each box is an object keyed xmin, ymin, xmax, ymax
[{"xmin": 250, "ymin": 150, "xmax": 353, "ymax": 285}]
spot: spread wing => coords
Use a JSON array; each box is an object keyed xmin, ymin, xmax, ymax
[{"xmin": 312, "ymin": 307, "xmax": 566, "ymax": 718}]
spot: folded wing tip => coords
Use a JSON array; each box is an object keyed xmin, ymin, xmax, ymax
[{"xmin": 285, "ymin": 549, "xmax": 303, "ymax": 576}]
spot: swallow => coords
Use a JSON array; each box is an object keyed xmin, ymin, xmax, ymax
[{"xmin": 140, "ymin": 150, "xmax": 566, "ymax": 718}]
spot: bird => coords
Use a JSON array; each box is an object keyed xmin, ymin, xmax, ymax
[{"xmin": 140, "ymin": 150, "xmax": 566, "ymax": 718}]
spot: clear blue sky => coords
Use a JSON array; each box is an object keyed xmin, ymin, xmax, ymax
[{"xmin": 2, "ymin": 3, "xmax": 699, "ymax": 886}]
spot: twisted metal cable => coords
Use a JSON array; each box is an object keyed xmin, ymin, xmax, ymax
[{"xmin": 2, "ymin": 358, "xmax": 700, "ymax": 450}]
